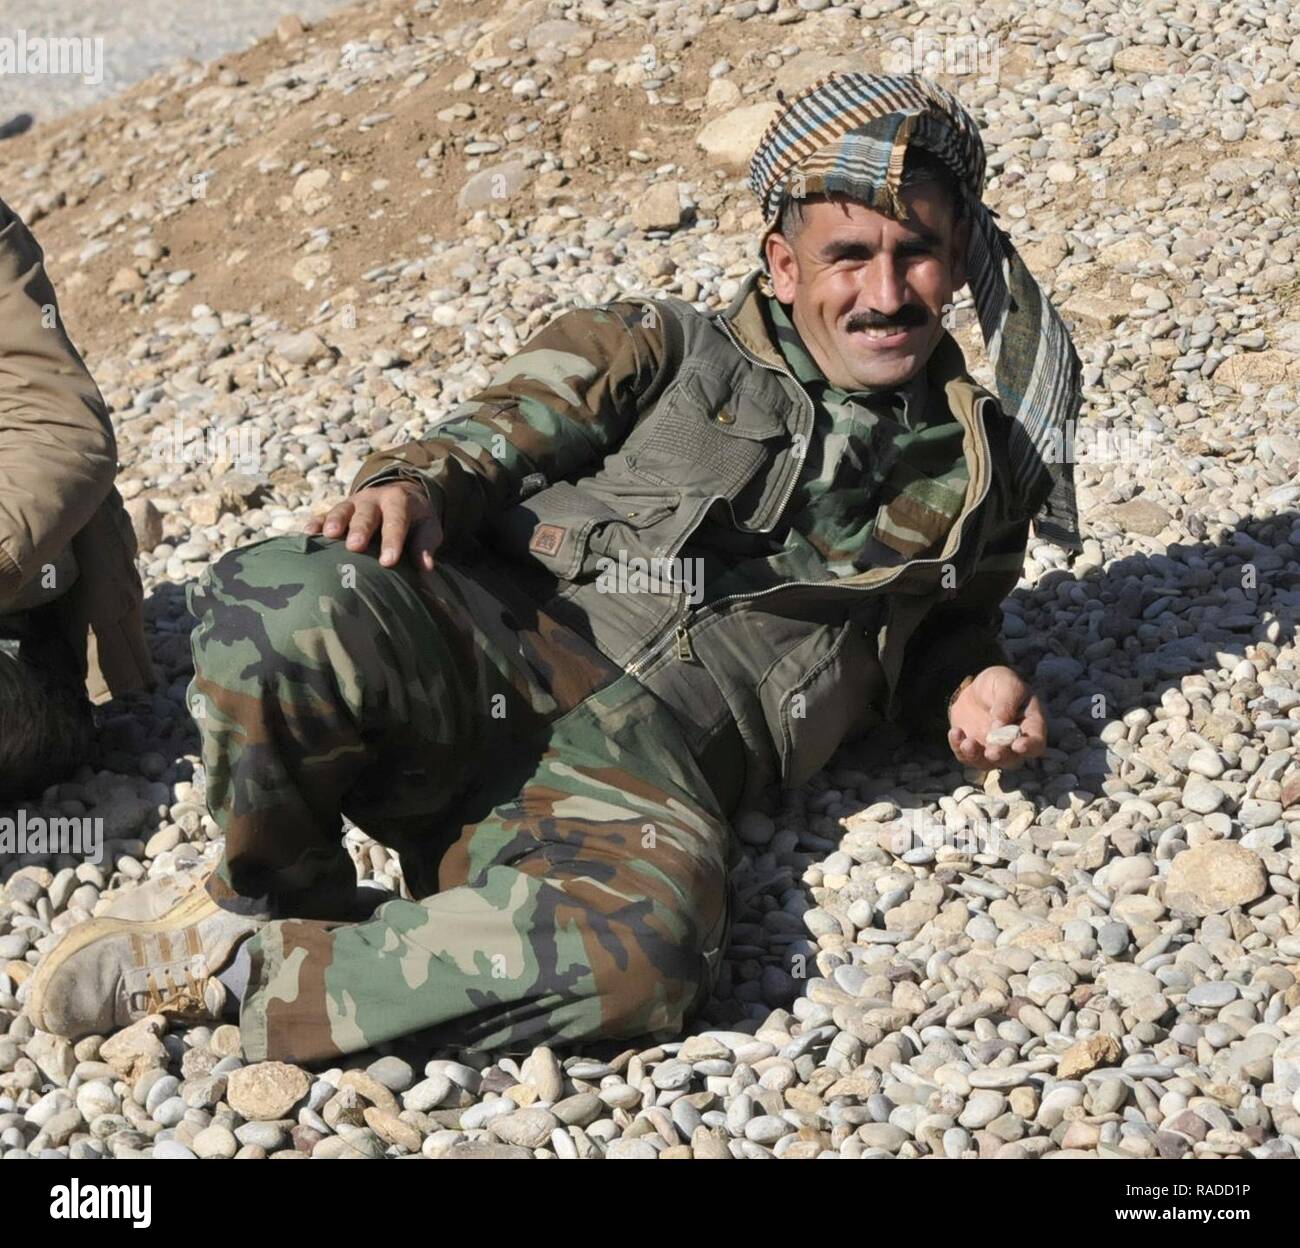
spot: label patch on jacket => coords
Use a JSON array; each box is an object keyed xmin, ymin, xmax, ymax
[{"xmin": 529, "ymin": 524, "xmax": 567, "ymax": 556}]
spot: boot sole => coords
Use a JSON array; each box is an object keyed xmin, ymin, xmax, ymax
[{"xmin": 26, "ymin": 884, "xmax": 223, "ymax": 1034}]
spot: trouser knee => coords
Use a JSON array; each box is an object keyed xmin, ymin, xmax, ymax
[
  {"xmin": 190, "ymin": 534, "xmax": 404, "ymax": 674},
  {"xmin": 572, "ymin": 870, "xmax": 728, "ymax": 1038}
]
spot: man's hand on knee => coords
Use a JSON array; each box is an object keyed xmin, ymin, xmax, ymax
[
  {"xmin": 946, "ymin": 664, "xmax": 1047, "ymax": 771},
  {"xmin": 306, "ymin": 481, "xmax": 443, "ymax": 570}
]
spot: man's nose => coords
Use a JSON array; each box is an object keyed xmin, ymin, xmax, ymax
[{"xmin": 859, "ymin": 253, "xmax": 909, "ymax": 318}]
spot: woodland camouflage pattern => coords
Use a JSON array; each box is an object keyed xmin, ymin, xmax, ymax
[
  {"xmin": 356, "ymin": 288, "xmax": 1026, "ymax": 736},
  {"xmin": 356, "ymin": 297, "xmax": 972, "ymax": 586},
  {"xmin": 350, "ymin": 302, "xmax": 671, "ymax": 538},
  {"xmin": 188, "ymin": 534, "xmax": 737, "ymax": 1062}
]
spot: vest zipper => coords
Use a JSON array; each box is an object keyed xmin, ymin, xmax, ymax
[{"xmin": 625, "ymin": 593, "xmax": 691, "ymax": 676}]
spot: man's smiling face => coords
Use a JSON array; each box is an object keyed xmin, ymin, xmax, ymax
[{"xmin": 764, "ymin": 181, "xmax": 970, "ymax": 392}]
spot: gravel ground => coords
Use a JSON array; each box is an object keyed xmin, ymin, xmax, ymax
[
  {"xmin": 0, "ymin": 0, "xmax": 356, "ymax": 125},
  {"xmin": 1, "ymin": 0, "xmax": 1300, "ymax": 1159}
]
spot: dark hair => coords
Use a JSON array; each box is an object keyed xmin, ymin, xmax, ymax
[
  {"xmin": 776, "ymin": 146, "xmax": 967, "ymax": 242},
  {"xmin": 0, "ymin": 651, "xmax": 93, "ymax": 802}
]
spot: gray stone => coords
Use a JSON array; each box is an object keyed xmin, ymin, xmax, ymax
[
  {"xmin": 1185, "ymin": 981, "xmax": 1239, "ymax": 1009},
  {"xmin": 403, "ymin": 1075, "xmax": 452, "ymax": 1113}
]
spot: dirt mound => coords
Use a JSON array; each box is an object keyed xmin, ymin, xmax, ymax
[{"xmin": 0, "ymin": 0, "xmax": 839, "ymax": 360}]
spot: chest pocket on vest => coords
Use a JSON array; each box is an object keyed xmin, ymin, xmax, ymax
[{"xmin": 624, "ymin": 369, "xmax": 787, "ymax": 500}]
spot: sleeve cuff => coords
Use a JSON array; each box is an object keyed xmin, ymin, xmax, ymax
[{"xmin": 348, "ymin": 462, "xmax": 444, "ymax": 523}]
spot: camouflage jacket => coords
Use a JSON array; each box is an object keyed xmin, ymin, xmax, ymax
[{"xmin": 352, "ymin": 269, "xmax": 1032, "ymax": 759}]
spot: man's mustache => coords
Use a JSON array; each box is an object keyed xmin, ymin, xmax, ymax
[{"xmin": 845, "ymin": 306, "xmax": 929, "ymax": 331}]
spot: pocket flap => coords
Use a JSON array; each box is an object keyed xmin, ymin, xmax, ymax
[
  {"xmin": 491, "ymin": 480, "xmax": 623, "ymax": 580},
  {"xmin": 712, "ymin": 390, "xmax": 787, "ymax": 441},
  {"xmin": 627, "ymin": 374, "xmax": 785, "ymax": 496}
]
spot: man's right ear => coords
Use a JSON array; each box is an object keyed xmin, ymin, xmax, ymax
[{"xmin": 765, "ymin": 231, "xmax": 800, "ymax": 303}]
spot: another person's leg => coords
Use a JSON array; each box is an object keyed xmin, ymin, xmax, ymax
[
  {"xmin": 0, "ymin": 622, "xmax": 94, "ymax": 804},
  {"xmin": 237, "ymin": 670, "xmax": 739, "ymax": 1063}
]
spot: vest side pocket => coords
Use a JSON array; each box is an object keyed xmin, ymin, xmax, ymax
[
  {"xmin": 489, "ymin": 480, "xmax": 686, "ymax": 582},
  {"xmin": 758, "ymin": 619, "xmax": 885, "ymax": 791}
]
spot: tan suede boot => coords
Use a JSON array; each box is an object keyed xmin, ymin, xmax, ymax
[{"xmin": 24, "ymin": 885, "xmax": 260, "ymax": 1039}]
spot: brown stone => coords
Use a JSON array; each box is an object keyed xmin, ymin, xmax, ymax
[
  {"xmin": 1062, "ymin": 291, "xmax": 1124, "ymax": 329},
  {"xmin": 226, "ymin": 1060, "xmax": 310, "ymax": 1121},
  {"xmin": 108, "ymin": 266, "xmax": 144, "ymax": 296},
  {"xmin": 125, "ymin": 498, "xmax": 163, "ymax": 554},
  {"xmin": 1279, "ymin": 769, "xmax": 1300, "ymax": 811},
  {"xmin": 1113, "ymin": 46, "xmax": 1184, "ymax": 74},
  {"xmin": 1057, "ymin": 1033, "xmax": 1122, "ymax": 1079},
  {"xmin": 100, "ymin": 1015, "xmax": 167, "ymax": 1080},
  {"xmin": 1100, "ymin": 497, "xmax": 1172, "ymax": 537},
  {"xmin": 1214, "ymin": 349, "xmax": 1297, "ymax": 392},
  {"xmin": 338, "ymin": 1069, "xmax": 399, "ymax": 1113},
  {"xmin": 695, "ymin": 104, "xmax": 779, "ymax": 170},
  {"xmin": 631, "ymin": 181, "xmax": 684, "ymax": 232},
  {"xmin": 363, "ymin": 1106, "xmax": 422, "ymax": 1153},
  {"xmin": 690, "ymin": 1125, "xmax": 731, "ymax": 1158},
  {"xmin": 1166, "ymin": 842, "xmax": 1268, "ymax": 917}
]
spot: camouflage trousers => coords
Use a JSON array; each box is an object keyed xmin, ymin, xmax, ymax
[{"xmin": 186, "ymin": 535, "xmax": 740, "ymax": 1064}]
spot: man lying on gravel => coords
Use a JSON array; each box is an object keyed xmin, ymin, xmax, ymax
[
  {"xmin": 26, "ymin": 72, "xmax": 1083, "ymax": 1065},
  {"xmin": 0, "ymin": 196, "xmax": 153, "ymax": 802}
]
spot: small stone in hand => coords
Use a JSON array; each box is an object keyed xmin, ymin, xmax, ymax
[{"xmin": 986, "ymin": 724, "xmax": 1022, "ymax": 747}]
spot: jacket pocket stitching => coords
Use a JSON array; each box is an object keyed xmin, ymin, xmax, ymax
[
  {"xmin": 625, "ymin": 371, "xmax": 786, "ymax": 494},
  {"xmin": 493, "ymin": 481, "xmax": 625, "ymax": 580}
]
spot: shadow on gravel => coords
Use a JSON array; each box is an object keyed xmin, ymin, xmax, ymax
[
  {"xmin": 90, "ymin": 580, "xmax": 201, "ymax": 778},
  {"xmin": 7, "ymin": 512, "xmax": 1296, "ymax": 1069},
  {"xmin": 0, "ymin": 577, "xmax": 204, "ymax": 884},
  {"xmin": 839, "ymin": 507, "xmax": 1300, "ymax": 798},
  {"xmin": 0, "ymin": 578, "xmax": 203, "ymax": 887},
  {"xmin": 681, "ymin": 508, "xmax": 1300, "ymax": 1036}
]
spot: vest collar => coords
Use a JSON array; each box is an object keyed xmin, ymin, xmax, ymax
[{"xmin": 719, "ymin": 268, "xmax": 785, "ymax": 368}]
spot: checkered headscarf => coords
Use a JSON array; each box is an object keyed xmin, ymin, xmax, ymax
[{"xmin": 750, "ymin": 72, "xmax": 1083, "ymax": 552}]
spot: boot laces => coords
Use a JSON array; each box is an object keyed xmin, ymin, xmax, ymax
[{"xmin": 136, "ymin": 965, "xmax": 216, "ymax": 1017}]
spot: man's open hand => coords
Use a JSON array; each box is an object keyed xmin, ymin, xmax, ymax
[
  {"xmin": 947, "ymin": 664, "xmax": 1047, "ymax": 770},
  {"xmin": 305, "ymin": 480, "xmax": 443, "ymax": 570}
]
